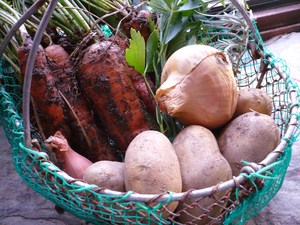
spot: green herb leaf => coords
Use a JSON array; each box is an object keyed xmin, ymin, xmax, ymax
[
  {"xmin": 177, "ymin": 0, "xmax": 202, "ymax": 12},
  {"xmin": 148, "ymin": 0, "xmax": 171, "ymax": 13},
  {"xmin": 165, "ymin": 15, "xmax": 186, "ymax": 44},
  {"xmin": 148, "ymin": 16, "xmax": 156, "ymax": 32},
  {"xmin": 145, "ymin": 29, "xmax": 159, "ymax": 72},
  {"xmin": 125, "ymin": 28, "xmax": 145, "ymax": 75},
  {"xmin": 167, "ymin": 21, "xmax": 200, "ymax": 57}
]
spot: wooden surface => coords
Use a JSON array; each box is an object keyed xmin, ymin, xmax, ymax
[{"xmin": 253, "ymin": 2, "xmax": 300, "ymax": 40}]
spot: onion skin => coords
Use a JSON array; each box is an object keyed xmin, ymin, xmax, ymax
[{"xmin": 156, "ymin": 45, "xmax": 238, "ymax": 129}]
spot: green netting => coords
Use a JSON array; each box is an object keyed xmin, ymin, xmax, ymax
[
  {"xmin": 1, "ymin": 6, "xmax": 300, "ymax": 225},
  {"xmin": 223, "ymin": 144, "xmax": 292, "ymax": 224}
]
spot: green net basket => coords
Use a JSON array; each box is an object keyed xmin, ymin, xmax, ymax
[{"xmin": 1, "ymin": 1, "xmax": 300, "ymax": 224}]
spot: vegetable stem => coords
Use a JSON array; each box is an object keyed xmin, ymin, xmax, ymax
[
  {"xmin": 0, "ymin": 0, "xmax": 20, "ymax": 19},
  {"xmin": 60, "ymin": 0, "xmax": 91, "ymax": 31},
  {"xmin": 2, "ymin": 53, "xmax": 20, "ymax": 75},
  {"xmin": 0, "ymin": 0, "xmax": 49, "ymax": 58},
  {"xmin": 56, "ymin": 3, "xmax": 77, "ymax": 25}
]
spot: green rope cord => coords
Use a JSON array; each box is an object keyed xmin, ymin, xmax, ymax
[{"xmin": 101, "ymin": 24, "xmax": 112, "ymax": 37}]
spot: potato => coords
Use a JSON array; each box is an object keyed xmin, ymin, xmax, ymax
[
  {"xmin": 217, "ymin": 112, "xmax": 280, "ymax": 176},
  {"xmin": 124, "ymin": 130, "xmax": 182, "ymax": 219},
  {"xmin": 172, "ymin": 125, "xmax": 232, "ymax": 225},
  {"xmin": 83, "ymin": 160, "xmax": 125, "ymax": 192},
  {"xmin": 83, "ymin": 161, "xmax": 126, "ymax": 223},
  {"xmin": 234, "ymin": 88, "xmax": 273, "ymax": 117}
]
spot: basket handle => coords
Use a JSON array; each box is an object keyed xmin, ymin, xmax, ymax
[
  {"xmin": 230, "ymin": 0, "xmax": 258, "ymax": 37},
  {"xmin": 22, "ymin": 0, "xmax": 59, "ymax": 148},
  {"xmin": 230, "ymin": 0, "xmax": 264, "ymax": 59}
]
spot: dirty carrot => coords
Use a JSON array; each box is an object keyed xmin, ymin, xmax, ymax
[
  {"xmin": 78, "ymin": 38, "xmax": 156, "ymax": 151},
  {"xmin": 45, "ymin": 44, "xmax": 121, "ymax": 162}
]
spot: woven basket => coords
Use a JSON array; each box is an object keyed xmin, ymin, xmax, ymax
[{"xmin": 0, "ymin": 1, "xmax": 299, "ymax": 224}]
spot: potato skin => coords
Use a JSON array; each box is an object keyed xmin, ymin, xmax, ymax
[
  {"xmin": 234, "ymin": 88, "xmax": 272, "ymax": 117},
  {"xmin": 83, "ymin": 161, "xmax": 125, "ymax": 192},
  {"xmin": 217, "ymin": 112, "xmax": 280, "ymax": 176},
  {"xmin": 172, "ymin": 125, "xmax": 232, "ymax": 225},
  {"xmin": 124, "ymin": 130, "xmax": 182, "ymax": 218}
]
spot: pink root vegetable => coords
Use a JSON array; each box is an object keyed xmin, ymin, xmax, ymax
[{"xmin": 45, "ymin": 131, "xmax": 93, "ymax": 179}]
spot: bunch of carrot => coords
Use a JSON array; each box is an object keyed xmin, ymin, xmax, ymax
[{"xmin": 18, "ymin": 31, "xmax": 157, "ymax": 169}]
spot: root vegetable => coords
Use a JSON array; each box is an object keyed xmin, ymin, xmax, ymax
[
  {"xmin": 45, "ymin": 44, "xmax": 120, "ymax": 162},
  {"xmin": 83, "ymin": 160, "xmax": 125, "ymax": 223},
  {"xmin": 234, "ymin": 88, "xmax": 273, "ymax": 117},
  {"xmin": 78, "ymin": 38, "xmax": 156, "ymax": 151},
  {"xmin": 122, "ymin": 9, "xmax": 154, "ymax": 41},
  {"xmin": 155, "ymin": 44, "xmax": 238, "ymax": 129},
  {"xmin": 129, "ymin": 69, "xmax": 156, "ymax": 116},
  {"xmin": 114, "ymin": 35, "xmax": 157, "ymax": 116},
  {"xmin": 124, "ymin": 130, "xmax": 182, "ymax": 219},
  {"xmin": 172, "ymin": 125, "xmax": 232, "ymax": 224},
  {"xmin": 217, "ymin": 112, "xmax": 280, "ymax": 176},
  {"xmin": 45, "ymin": 131, "xmax": 93, "ymax": 179},
  {"xmin": 83, "ymin": 161, "xmax": 125, "ymax": 192},
  {"xmin": 18, "ymin": 38, "xmax": 71, "ymax": 138}
]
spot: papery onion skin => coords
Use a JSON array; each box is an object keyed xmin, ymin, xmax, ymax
[{"xmin": 156, "ymin": 45, "xmax": 238, "ymax": 129}]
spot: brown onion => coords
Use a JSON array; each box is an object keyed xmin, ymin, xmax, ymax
[{"xmin": 155, "ymin": 44, "xmax": 238, "ymax": 129}]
